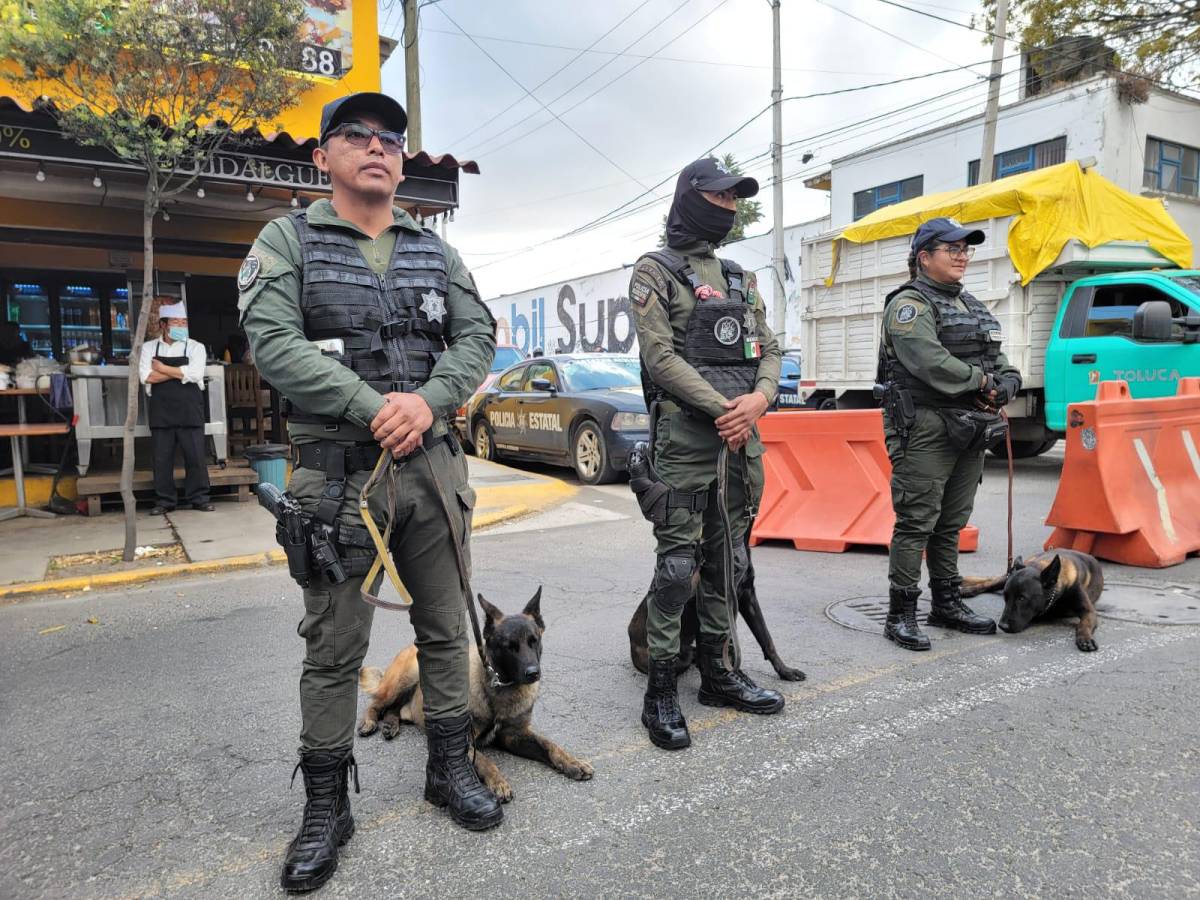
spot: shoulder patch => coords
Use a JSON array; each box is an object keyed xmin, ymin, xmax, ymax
[
  {"xmin": 895, "ymin": 303, "xmax": 918, "ymax": 324},
  {"xmin": 630, "ymin": 260, "xmax": 668, "ymax": 308},
  {"xmin": 237, "ymin": 253, "xmax": 261, "ymax": 291}
]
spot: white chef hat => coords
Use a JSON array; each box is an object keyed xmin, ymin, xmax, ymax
[{"xmin": 159, "ymin": 301, "xmax": 187, "ymax": 318}]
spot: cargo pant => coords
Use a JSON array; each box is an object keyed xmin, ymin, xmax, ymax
[
  {"xmin": 884, "ymin": 406, "xmax": 985, "ymax": 590},
  {"xmin": 647, "ymin": 405, "xmax": 764, "ymax": 661},
  {"xmin": 287, "ymin": 435, "xmax": 475, "ymax": 751}
]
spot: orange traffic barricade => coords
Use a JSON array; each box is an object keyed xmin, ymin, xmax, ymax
[
  {"xmin": 750, "ymin": 410, "xmax": 979, "ymax": 553},
  {"xmin": 1045, "ymin": 379, "xmax": 1200, "ymax": 568}
]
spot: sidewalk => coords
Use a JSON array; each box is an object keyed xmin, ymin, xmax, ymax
[{"xmin": 0, "ymin": 456, "xmax": 574, "ymax": 599}]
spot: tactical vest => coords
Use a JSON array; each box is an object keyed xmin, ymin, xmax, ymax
[
  {"xmin": 287, "ymin": 210, "xmax": 449, "ymax": 425},
  {"xmin": 639, "ymin": 249, "xmax": 760, "ymax": 410},
  {"xmin": 878, "ymin": 277, "xmax": 1003, "ymax": 407}
]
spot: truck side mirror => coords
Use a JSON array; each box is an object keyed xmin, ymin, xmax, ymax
[{"xmin": 1133, "ymin": 300, "xmax": 1173, "ymax": 341}]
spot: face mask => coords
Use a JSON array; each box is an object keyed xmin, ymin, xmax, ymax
[
  {"xmin": 664, "ymin": 175, "xmax": 738, "ymax": 248},
  {"xmin": 168, "ymin": 326, "xmax": 188, "ymax": 342}
]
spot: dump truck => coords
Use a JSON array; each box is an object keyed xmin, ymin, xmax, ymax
[{"xmin": 796, "ymin": 161, "xmax": 1200, "ymax": 456}]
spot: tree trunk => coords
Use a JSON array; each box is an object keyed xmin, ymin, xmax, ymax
[{"xmin": 120, "ymin": 181, "xmax": 158, "ymax": 561}]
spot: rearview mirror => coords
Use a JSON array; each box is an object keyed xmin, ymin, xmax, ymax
[
  {"xmin": 530, "ymin": 378, "xmax": 556, "ymax": 393},
  {"xmin": 1133, "ymin": 300, "xmax": 1172, "ymax": 341}
]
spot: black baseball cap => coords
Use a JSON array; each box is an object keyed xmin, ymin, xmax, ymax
[
  {"xmin": 685, "ymin": 157, "xmax": 759, "ymax": 198},
  {"xmin": 319, "ymin": 92, "xmax": 407, "ymax": 143},
  {"xmin": 912, "ymin": 217, "xmax": 985, "ymax": 253}
]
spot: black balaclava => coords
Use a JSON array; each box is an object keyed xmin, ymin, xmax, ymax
[{"xmin": 665, "ymin": 170, "xmax": 737, "ymax": 249}]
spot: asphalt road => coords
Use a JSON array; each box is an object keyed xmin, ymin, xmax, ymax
[{"xmin": 2, "ymin": 450, "xmax": 1198, "ymax": 899}]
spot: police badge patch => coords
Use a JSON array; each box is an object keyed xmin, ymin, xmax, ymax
[
  {"xmin": 895, "ymin": 303, "xmax": 918, "ymax": 324},
  {"xmin": 714, "ymin": 316, "xmax": 741, "ymax": 346},
  {"xmin": 237, "ymin": 254, "xmax": 261, "ymax": 291}
]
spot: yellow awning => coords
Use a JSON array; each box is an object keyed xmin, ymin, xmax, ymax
[{"xmin": 831, "ymin": 161, "xmax": 1193, "ymax": 285}]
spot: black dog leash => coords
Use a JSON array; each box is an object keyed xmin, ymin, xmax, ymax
[{"xmin": 716, "ymin": 444, "xmax": 743, "ymax": 671}]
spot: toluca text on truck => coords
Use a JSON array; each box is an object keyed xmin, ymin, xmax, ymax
[{"xmin": 797, "ymin": 161, "xmax": 1198, "ymax": 457}]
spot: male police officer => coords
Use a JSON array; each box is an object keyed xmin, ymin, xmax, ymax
[
  {"xmin": 878, "ymin": 217, "xmax": 1022, "ymax": 651},
  {"xmin": 629, "ymin": 158, "xmax": 785, "ymax": 751},
  {"xmin": 239, "ymin": 92, "xmax": 499, "ymax": 892}
]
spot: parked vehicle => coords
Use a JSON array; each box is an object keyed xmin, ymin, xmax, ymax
[
  {"xmin": 772, "ymin": 350, "xmax": 807, "ymax": 410},
  {"xmin": 454, "ymin": 344, "xmax": 524, "ymax": 444},
  {"xmin": 797, "ymin": 163, "xmax": 1199, "ymax": 456},
  {"xmin": 466, "ymin": 354, "xmax": 649, "ymax": 484}
]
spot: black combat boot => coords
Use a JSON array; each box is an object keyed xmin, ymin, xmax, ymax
[
  {"xmin": 424, "ymin": 714, "xmax": 504, "ymax": 831},
  {"xmin": 280, "ymin": 749, "xmax": 358, "ymax": 893},
  {"xmin": 696, "ymin": 634, "xmax": 785, "ymax": 714},
  {"xmin": 928, "ymin": 577, "xmax": 997, "ymax": 634},
  {"xmin": 642, "ymin": 657, "xmax": 691, "ymax": 750},
  {"xmin": 884, "ymin": 586, "xmax": 932, "ymax": 651}
]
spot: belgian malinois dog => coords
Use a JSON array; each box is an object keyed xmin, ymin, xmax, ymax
[
  {"xmin": 628, "ymin": 539, "xmax": 806, "ymax": 680},
  {"xmin": 358, "ymin": 588, "xmax": 593, "ymax": 801},
  {"xmin": 961, "ymin": 549, "xmax": 1105, "ymax": 652}
]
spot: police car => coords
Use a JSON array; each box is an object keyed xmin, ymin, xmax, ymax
[
  {"xmin": 773, "ymin": 350, "xmax": 805, "ymax": 409},
  {"xmin": 466, "ymin": 354, "xmax": 649, "ymax": 484}
]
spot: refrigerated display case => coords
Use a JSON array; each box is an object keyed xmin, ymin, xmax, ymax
[
  {"xmin": 59, "ymin": 282, "xmax": 104, "ymax": 355},
  {"xmin": 108, "ymin": 286, "xmax": 130, "ymax": 359},
  {"xmin": 5, "ymin": 281, "xmax": 54, "ymax": 357}
]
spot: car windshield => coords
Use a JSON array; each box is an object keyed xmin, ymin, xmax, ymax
[
  {"xmin": 781, "ymin": 357, "xmax": 800, "ymax": 378},
  {"xmin": 491, "ymin": 347, "xmax": 524, "ymax": 373},
  {"xmin": 1174, "ymin": 276, "xmax": 1200, "ymax": 302},
  {"xmin": 560, "ymin": 358, "xmax": 642, "ymax": 391}
]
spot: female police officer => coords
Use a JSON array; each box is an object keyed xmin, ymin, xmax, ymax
[{"xmin": 877, "ymin": 218, "xmax": 1022, "ymax": 651}]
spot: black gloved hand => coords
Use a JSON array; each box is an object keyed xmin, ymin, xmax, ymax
[{"xmin": 991, "ymin": 373, "xmax": 1021, "ymax": 406}]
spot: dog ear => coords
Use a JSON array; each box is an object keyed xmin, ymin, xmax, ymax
[
  {"xmin": 1009, "ymin": 555, "xmax": 1024, "ymax": 573},
  {"xmin": 1040, "ymin": 555, "xmax": 1062, "ymax": 590},
  {"xmin": 523, "ymin": 586, "xmax": 544, "ymax": 630},
  {"xmin": 476, "ymin": 593, "xmax": 504, "ymax": 629}
]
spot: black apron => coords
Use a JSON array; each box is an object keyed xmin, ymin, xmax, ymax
[{"xmin": 148, "ymin": 340, "xmax": 206, "ymax": 429}]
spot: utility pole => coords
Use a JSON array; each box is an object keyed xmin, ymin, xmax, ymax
[
  {"xmin": 403, "ymin": 0, "xmax": 422, "ymax": 152},
  {"xmin": 770, "ymin": 0, "xmax": 786, "ymax": 343},
  {"xmin": 977, "ymin": 0, "xmax": 1009, "ymax": 184}
]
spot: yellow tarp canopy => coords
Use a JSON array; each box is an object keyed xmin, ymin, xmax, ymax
[{"xmin": 832, "ymin": 161, "xmax": 1193, "ymax": 286}]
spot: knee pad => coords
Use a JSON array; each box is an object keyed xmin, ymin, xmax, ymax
[{"xmin": 652, "ymin": 552, "xmax": 699, "ymax": 617}]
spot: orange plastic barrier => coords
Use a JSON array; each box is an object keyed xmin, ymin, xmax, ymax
[
  {"xmin": 750, "ymin": 410, "xmax": 979, "ymax": 553},
  {"xmin": 1045, "ymin": 379, "xmax": 1200, "ymax": 568}
]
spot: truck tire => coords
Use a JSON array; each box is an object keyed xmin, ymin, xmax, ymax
[{"xmin": 990, "ymin": 436, "xmax": 1059, "ymax": 459}]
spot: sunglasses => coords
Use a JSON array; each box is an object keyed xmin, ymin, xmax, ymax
[{"xmin": 328, "ymin": 122, "xmax": 406, "ymax": 155}]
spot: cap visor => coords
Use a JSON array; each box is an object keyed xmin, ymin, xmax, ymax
[
  {"xmin": 940, "ymin": 226, "xmax": 985, "ymax": 245},
  {"xmin": 702, "ymin": 174, "xmax": 760, "ymax": 198},
  {"xmin": 322, "ymin": 93, "xmax": 408, "ymax": 141}
]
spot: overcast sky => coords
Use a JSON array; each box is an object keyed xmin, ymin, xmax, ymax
[{"xmin": 377, "ymin": 0, "xmax": 1013, "ymax": 298}]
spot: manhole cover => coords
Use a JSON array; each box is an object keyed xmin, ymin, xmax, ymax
[
  {"xmin": 826, "ymin": 594, "xmax": 1004, "ymax": 634},
  {"xmin": 1095, "ymin": 581, "xmax": 1200, "ymax": 626}
]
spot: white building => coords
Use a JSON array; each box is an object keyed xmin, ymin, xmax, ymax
[{"xmin": 808, "ymin": 73, "xmax": 1200, "ymax": 255}]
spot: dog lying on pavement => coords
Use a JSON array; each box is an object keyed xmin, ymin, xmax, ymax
[
  {"xmin": 628, "ymin": 539, "xmax": 807, "ymax": 681},
  {"xmin": 358, "ymin": 588, "xmax": 593, "ymax": 802},
  {"xmin": 961, "ymin": 549, "xmax": 1105, "ymax": 652}
]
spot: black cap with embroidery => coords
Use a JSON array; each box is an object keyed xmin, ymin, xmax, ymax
[
  {"xmin": 684, "ymin": 157, "xmax": 759, "ymax": 198},
  {"xmin": 319, "ymin": 92, "xmax": 407, "ymax": 143},
  {"xmin": 912, "ymin": 217, "xmax": 985, "ymax": 253}
]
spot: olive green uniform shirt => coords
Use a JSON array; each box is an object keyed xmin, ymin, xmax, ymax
[
  {"xmin": 238, "ymin": 199, "xmax": 496, "ymax": 443},
  {"xmin": 881, "ymin": 273, "xmax": 1019, "ymax": 397},
  {"xmin": 630, "ymin": 241, "xmax": 782, "ymax": 418}
]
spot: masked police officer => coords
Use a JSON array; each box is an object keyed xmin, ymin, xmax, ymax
[
  {"xmin": 877, "ymin": 218, "xmax": 1022, "ymax": 651},
  {"xmin": 239, "ymin": 92, "xmax": 499, "ymax": 892},
  {"xmin": 629, "ymin": 158, "xmax": 785, "ymax": 751}
]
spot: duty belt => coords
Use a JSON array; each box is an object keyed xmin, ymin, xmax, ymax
[{"xmin": 293, "ymin": 431, "xmax": 454, "ymax": 474}]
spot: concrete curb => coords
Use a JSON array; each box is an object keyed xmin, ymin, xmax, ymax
[{"xmin": 0, "ymin": 461, "xmax": 576, "ymax": 601}]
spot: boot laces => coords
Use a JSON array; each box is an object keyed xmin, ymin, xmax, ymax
[{"xmin": 655, "ymin": 690, "xmax": 683, "ymax": 722}]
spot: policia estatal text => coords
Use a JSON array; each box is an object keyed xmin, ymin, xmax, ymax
[
  {"xmin": 239, "ymin": 93, "xmax": 500, "ymax": 893},
  {"xmin": 629, "ymin": 158, "xmax": 786, "ymax": 751},
  {"xmin": 876, "ymin": 218, "xmax": 1022, "ymax": 651}
]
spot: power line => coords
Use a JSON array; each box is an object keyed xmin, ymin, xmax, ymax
[
  {"xmin": 434, "ymin": 4, "xmax": 651, "ymax": 189},
  {"xmin": 465, "ymin": 0, "xmax": 734, "ymax": 159},
  {"xmin": 445, "ymin": 0, "xmax": 653, "ymax": 148}
]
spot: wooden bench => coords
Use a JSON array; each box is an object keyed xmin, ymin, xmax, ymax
[{"xmin": 75, "ymin": 462, "xmax": 259, "ymax": 516}]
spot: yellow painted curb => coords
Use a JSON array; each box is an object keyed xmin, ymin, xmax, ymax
[{"xmin": 0, "ymin": 465, "xmax": 577, "ymax": 600}]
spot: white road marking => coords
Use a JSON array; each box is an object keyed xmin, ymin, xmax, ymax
[
  {"xmin": 476, "ymin": 501, "xmax": 631, "ymax": 537},
  {"xmin": 1133, "ymin": 437, "xmax": 1177, "ymax": 543}
]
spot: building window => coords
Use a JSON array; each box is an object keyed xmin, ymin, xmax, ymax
[
  {"xmin": 1144, "ymin": 137, "xmax": 1200, "ymax": 197},
  {"xmin": 852, "ymin": 175, "xmax": 923, "ymax": 221},
  {"xmin": 968, "ymin": 136, "xmax": 1066, "ymax": 185}
]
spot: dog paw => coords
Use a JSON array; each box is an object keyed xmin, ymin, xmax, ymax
[
  {"xmin": 1076, "ymin": 637, "xmax": 1098, "ymax": 652},
  {"xmin": 381, "ymin": 722, "xmax": 401, "ymax": 740},
  {"xmin": 776, "ymin": 666, "xmax": 807, "ymax": 682},
  {"xmin": 488, "ymin": 779, "xmax": 514, "ymax": 803},
  {"xmin": 561, "ymin": 759, "xmax": 594, "ymax": 781},
  {"xmin": 357, "ymin": 720, "xmax": 378, "ymax": 737}
]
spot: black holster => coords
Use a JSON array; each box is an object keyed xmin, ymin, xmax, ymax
[{"xmin": 937, "ymin": 408, "xmax": 1007, "ymax": 452}]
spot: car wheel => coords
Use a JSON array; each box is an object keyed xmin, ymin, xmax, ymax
[
  {"xmin": 572, "ymin": 420, "xmax": 617, "ymax": 485},
  {"xmin": 818, "ymin": 397, "xmax": 838, "ymax": 411},
  {"xmin": 473, "ymin": 420, "xmax": 496, "ymax": 461}
]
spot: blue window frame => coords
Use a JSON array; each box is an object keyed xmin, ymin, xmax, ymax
[
  {"xmin": 968, "ymin": 136, "xmax": 1066, "ymax": 185},
  {"xmin": 852, "ymin": 175, "xmax": 923, "ymax": 221},
  {"xmin": 1144, "ymin": 137, "xmax": 1200, "ymax": 197}
]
